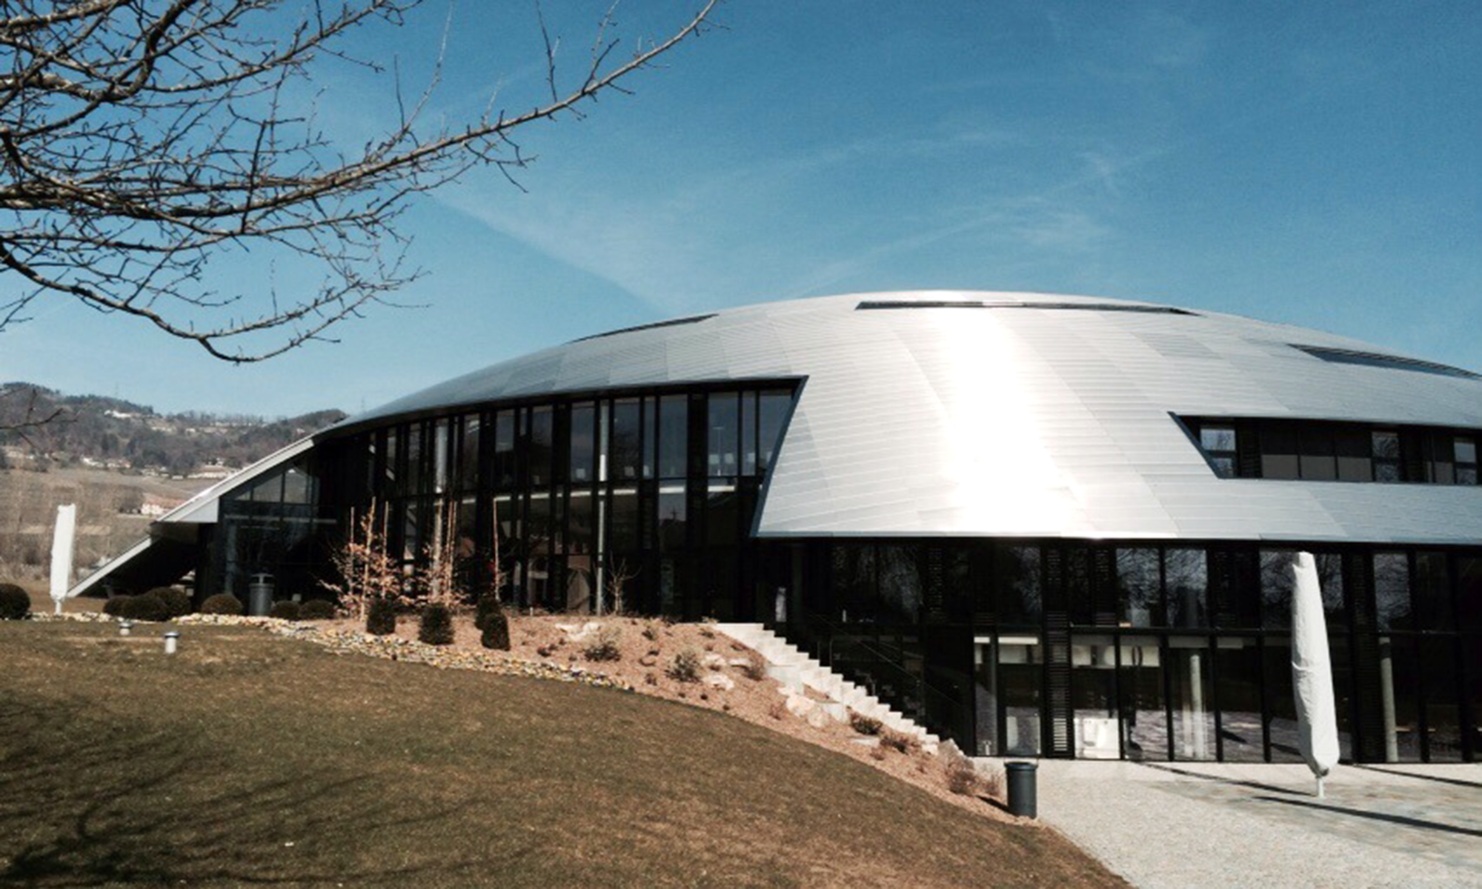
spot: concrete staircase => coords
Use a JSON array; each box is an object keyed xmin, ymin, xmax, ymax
[{"xmin": 713, "ymin": 623, "xmax": 941, "ymax": 751}]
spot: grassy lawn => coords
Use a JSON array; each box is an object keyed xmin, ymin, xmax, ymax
[{"xmin": 0, "ymin": 621, "xmax": 1120, "ymax": 888}]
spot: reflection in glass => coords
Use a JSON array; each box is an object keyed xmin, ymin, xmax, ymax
[
  {"xmin": 877, "ymin": 545, "xmax": 922, "ymax": 624},
  {"xmin": 707, "ymin": 393, "xmax": 739, "ymax": 477},
  {"xmin": 1071, "ymin": 634, "xmax": 1119, "ymax": 758},
  {"xmin": 1259, "ymin": 550, "xmax": 1294, "ymax": 630},
  {"xmin": 459, "ymin": 417, "xmax": 481, "ymax": 492},
  {"xmin": 1216, "ymin": 638, "xmax": 1263, "ymax": 761},
  {"xmin": 1379, "ymin": 635, "xmax": 1421, "ymax": 762},
  {"xmin": 1166, "ymin": 548, "xmax": 1208, "ymax": 628},
  {"xmin": 1373, "ymin": 552, "xmax": 1411, "ymax": 631},
  {"xmin": 1412, "ymin": 550, "xmax": 1453, "ymax": 629},
  {"xmin": 569, "ymin": 403, "xmax": 595, "ymax": 483},
  {"xmin": 1262, "ymin": 638, "xmax": 1303, "ymax": 762},
  {"xmin": 1169, "ymin": 637, "xmax": 1214, "ymax": 760},
  {"xmin": 1421, "ymin": 638, "xmax": 1462, "ymax": 762},
  {"xmin": 611, "ymin": 399, "xmax": 642, "ymax": 481},
  {"xmin": 758, "ymin": 391, "xmax": 791, "ymax": 472},
  {"xmin": 998, "ymin": 638, "xmax": 1041, "ymax": 756},
  {"xmin": 1118, "ymin": 636, "xmax": 1166, "ymax": 760},
  {"xmin": 658, "ymin": 396, "xmax": 687, "ymax": 479},
  {"xmin": 1116, "ymin": 548, "xmax": 1160, "ymax": 627},
  {"xmin": 529, "ymin": 407, "xmax": 553, "ymax": 487},
  {"xmin": 1372, "ymin": 430, "xmax": 1401, "ymax": 482},
  {"xmin": 998, "ymin": 546, "xmax": 1042, "ymax": 626}
]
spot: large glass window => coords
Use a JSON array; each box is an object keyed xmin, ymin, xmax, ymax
[
  {"xmin": 707, "ymin": 393, "xmax": 739, "ymax": 478},
  {"xmin": 1216, "ymin": 638, "xmax": 1264, "ymax": 761},
  {"xmin": 1168, "ymin": 637, "xmax": 1215, "ymax": 761},
  {"xmin": 657, "ymin": 396, "xmax": 687, "ymax": 479},
  {"xmin": 569, "ymin": 403, "xmax": 595, "ymax": 483},
  {"xmin": 1118, "ymin": 635, "xmax": 1167, "ymax": 760},
  {"xmin": 529, "ymin": 407, "xmax": 553, "ymax": 487},
  {"xmin": 610, "ymin": 399, "xmax": 642, "ymax": 481},
  {"xmin": 1373, "ymin": 552, "xmax": 1412, "ymax": 631},
  {"xmin": 1456, "ymin": 437, "xmax": 1478, "ymax": 485},
  {"xmin": 1372, "ymin": 431, "xmax": 1401, "ymax": 482},
  {"xmin": 758, "ymin": 391, "xmax": 791, "ymax": 472},
  {"xmin": 997, "ymin": 546, "xmax": 1042, "ymax": 627},
  {"xmin": 1200, "ymin": 425, "xmax": 1237, "ymax": 478},
  {"xmin": 1116, "ymin": 548, "xmax": 1161, "ymax": 628},
  {"xmin": 1166, "ymin": 548, "xmax": 1208, "ymax": 629}
]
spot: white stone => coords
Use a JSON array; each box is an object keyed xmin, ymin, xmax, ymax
[
  {"xmin": 701, "ymin": 652, "xmax": 727, "ymax": 669},
  {"xmin": 784, "ymin": 693, "xmax": 815, "ymax": 718},
  {"xmin": 703, "ymin": 673, "xmax": 735, "ymax": 691}
]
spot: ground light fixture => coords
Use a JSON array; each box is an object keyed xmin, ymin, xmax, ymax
[{"xmin": 163, "ymin": 631, "xmax": 180, "ymax": 655}]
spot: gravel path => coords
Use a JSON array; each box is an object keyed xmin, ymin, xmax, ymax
[{"xmin": 1032, "ymin": 760, "xmax": 1482, "ymax": 888}]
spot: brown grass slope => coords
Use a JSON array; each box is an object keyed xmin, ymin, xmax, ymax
[{"xmin": 0, "ymin": 622, "xmax": 1120, "ymax": 888}]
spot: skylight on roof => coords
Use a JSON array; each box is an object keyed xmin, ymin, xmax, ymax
[
  {"xmin": 855, "ymin": 300, "xmax": 1196, "ymax": 315},
  {"xmin": 1292, "ymin": 345, "xmax": 1479, "ymax": 380},
  {"xmin": 572, "ymin": 314, "xmax": 716, "ymax": 343}
]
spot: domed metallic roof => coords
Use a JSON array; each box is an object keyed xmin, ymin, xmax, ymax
[{"xmin": 333, "ymin": 291, "xmax": 1482, "ymax": 544}]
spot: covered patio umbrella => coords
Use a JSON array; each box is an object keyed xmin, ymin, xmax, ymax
[
  {"xmin": 1290, "ymin": 550, "xmax": 1340, "ymax": 797},
  {"xmin": 49, "ymin": 503, "xmax": 76, "ymax": 615}
]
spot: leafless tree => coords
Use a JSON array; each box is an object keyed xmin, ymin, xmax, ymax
[
  {"xmin": 0, "ymin": 384, "xmax": 65, "ymax": 441},
  {"xmin": 0, "ymin": 0, "xmax": 718, "ymax": 362}
]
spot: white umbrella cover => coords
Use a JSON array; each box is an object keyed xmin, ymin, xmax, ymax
[
  {"xmin": 1290, "ymin": 550, "xmax": 1340, "ymax": 796},
  {"xmin": 49, "ymin": 503, "xmax": 76, "ymax": 615}
]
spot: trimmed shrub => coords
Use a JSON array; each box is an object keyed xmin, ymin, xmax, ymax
[
  {"xmin": 200, "ymin": 593, "xmax": 244, "ymax": 616},
  {"xmin": 0, "ymin": 583, "xmax": 30, "ymax": 620},
  {"xmin": 480, "ymin": 609, "xmax": 510, "ymax": 650},
  {"xmin": 102, "ymin": 595, "xmax": 131, "ymax": 617},
  {"xmin": 849, "ymin": 712, "xmax": 883, "ymax": 736},
  {"xmin": 667, "ymin": 647, "xmax": 702, "ymax": 683},
  {"xmin": 474, "ymin": 590, "xmax": 503, "ymax": 631},
  {"xmin": 366, "ymin": 595, "xmax": 396, "ymax": 636},
  {"xmin": 741, "ymin": 654, "xmax": 768, "ymax": 682},
  {"xmin": 298, "ymin": 599, "xmax": 336, "ymax": 620},
  {"xmin": 269, "ymin": 600, "xmax": 302, "ymax": 621},
  {"xmin": 879, "ymin": 728, "xmax": 920, "ymax": 755},
  {"xmin": 148, "ymin": 586, "xmax": 192, "ymax": 618},
  {"xmin": 418, "ymin": 603, "xmax": 454, "ymax": 645},
  {"xmin": 119, "ymin": 593, "xmax": 169, "ymax": 622},
  {"xmin": 582, "ymin": 626, "xmax": 622, "ymax": 662},
  {"xmin": 944, "ymin": 753, "xmax": 981, "ymax": 797}
]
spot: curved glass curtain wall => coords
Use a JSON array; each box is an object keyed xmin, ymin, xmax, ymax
[
  {"xmin": 792, "ymin": 539, "xmax": 1480, "ymax": 763},
  {"xmin": 313, "ymin": 384, "xmax": 797, "ymax": 620}
]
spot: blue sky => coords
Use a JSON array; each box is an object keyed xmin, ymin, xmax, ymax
[{"xmin": 4, "ymin": 1, "xmax": 1479, "ymax": 417}]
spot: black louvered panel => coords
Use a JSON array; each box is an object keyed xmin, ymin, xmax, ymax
[
  {"xmin": 1236, "ymin": 420, "xmax": 1262, "ymax": 478},
  {"xmin": 1092, "ymin": 547, "xmax": 1118, "ymax": 627},
  {"xmin": 1045, "ymin": 619, "xmax": 1073, "ymax": 757},
  {"xmin": 923, "ymin": 546, "xmax": 946, "ymax": 623},
  {"xmin": 1346, "ymin": 556, "xmax": 1386, "ymax": 761}
]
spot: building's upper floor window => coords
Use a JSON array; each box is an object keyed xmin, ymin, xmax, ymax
[
  {"xmin": 1185, "ymin": 416, "xmax": 1482, "ymax": 486},
  {"xmin": 1199, "ymin": 425, "xmax": 1237, "ymax": 478}
]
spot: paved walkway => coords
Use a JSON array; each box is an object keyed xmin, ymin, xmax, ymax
[{"xmin": 1027, "ymin": 760, "xmax": 1482, "ymax": 888}]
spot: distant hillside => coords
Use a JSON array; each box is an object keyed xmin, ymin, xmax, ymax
[{"xmin": 0, "ymin": 382, "xmax": 345, "ymax": 476}]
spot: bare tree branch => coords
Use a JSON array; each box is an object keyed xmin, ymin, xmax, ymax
[{"xmin": 0, "ymin": 0, "xmax": 719, "ymax": 362}]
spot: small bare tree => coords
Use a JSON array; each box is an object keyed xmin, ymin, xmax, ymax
[
  {"xmin": 0, "ymin": 0, "xmax": 718, "ymax": 361},
  {"xmin": 415, "ymin": 499, "xmax": 461, "ymax": 609},
  {"xmin": 603, "ymin": 557, "xmax": 638, "ymax": 616},
  {"xmin": 320, "ymin": 499, "xmax": 402, "ymax": 620}
]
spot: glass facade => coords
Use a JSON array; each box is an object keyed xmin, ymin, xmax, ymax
[
  {"xmin": 190, "ymin": 387, "xmax": 1480, "ymax": 765},
  {"xmin": 1186, "ymin": 416, "xmax": 1482, "ymax": 486},
  {"xmin": 311, "ymin": 384, "xmax": 797, "ymax": 619},
  {"xmin": 783, "ymin": 539, "xmax": 1481, "ymax": 763}
]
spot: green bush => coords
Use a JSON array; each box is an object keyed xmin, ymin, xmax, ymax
[
  {"xmin": 148, "ymin": 586, "xmax": 193, "ymax": 618},
  {"xmin": 200, "ymin": 593, "xmax": 244, "ymax": 616},
  {"xmin": 474, "ymin": 590, "xmax": 504, "ymax": 631},
  {"xmin": 0, "ymin": 583, "xmax": 30, "ymax": 620},
  {"xmin": 269, "ymin": 600, "xmax": 302, "ymax": 621},
  {"xmin": 298, "ymin": 599, "xmax": 336, "ymax": 620},
  {"xmin": 667, "ymin": 647, "xmax": 702, "ymax": 683},
  {"xmin": 102, "ymin": 595, "xmax": 131, "ymax": 617},
  {"xmin": 480, "ymin": 609, "xmax": 510, "ymax": 651},
  {"xmin": 119, "ymin": 593, "xmax": 169, "ymax": 622},
  {"xmin": 366, "ymin": 595, "xmax": 396, "ymax": 636},
  {"xmin": 418, "ymin": 603, "xmax": 454, "ymax": 645}
]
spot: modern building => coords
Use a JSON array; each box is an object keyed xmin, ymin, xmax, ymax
[{"xmin": 73, "ymin": 291, "xmax": 1482, "ymax": 764}]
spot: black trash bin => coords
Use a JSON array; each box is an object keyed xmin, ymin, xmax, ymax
[{"xmin": 1005, "ymin": 761, "xmax": 1037, "ymax": 818}]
